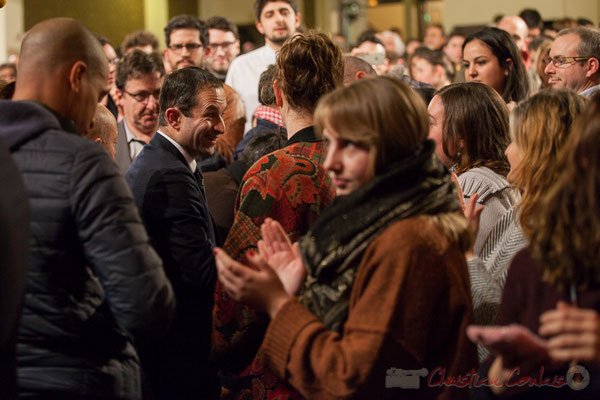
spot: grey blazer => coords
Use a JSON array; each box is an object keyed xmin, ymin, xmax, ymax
[{"xmin": 115, "ymin": 120, "xmax": 132, "ymax": 175}]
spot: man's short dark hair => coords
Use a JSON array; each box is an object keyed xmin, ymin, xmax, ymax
[
  {"xmin": 159, "ymin": 66, "xmax": 223, "ymax": 127},
  {"xmin": 253, "ymin": 0, "xmax": 298, "ymax": 22},
  {"xmin": 355, "ymin": 31, "xmax": 384, "ymax": 48},
  {"xmin": 95, "ymin": 34, "xmax": 113, "ymax": 48},
  {"xmin": 121, "ymin": 30, "xmax": 159, "ymax": 54},
  {"xmin": 238, "ymin": 129, "xmax": 287, "ymax": 171},
  {"xmin": 519, "ymin": 8, "xmax": 543, "ymax": 29},
  {"xmin": 206, "ymin": 16, "xmax": 239, "ymax": 40},
  {"xmin": 258, "ymin": 64, "xmax": 277, "ymax": 106},
  {"xmin": 164, "ymin": 15, "xmax": 209, "ymax": 47},
  {"xmin": 115, "ymin": 50, "xmax": 165, "ymax": 91}
]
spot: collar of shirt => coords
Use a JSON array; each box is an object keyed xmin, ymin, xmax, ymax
[
  {"xmin": 254, "ymin": 105, "xmax": 284, "ymax": 128},
  {"xmin": 286, "ymin": 126, "xmax": 321, "ymax": 146},
  {"xmin": 124, "ymin": 120, "xmax": 148, "ymax": 145},
  {"xmin": 157, "ymin": 130, "xmax": 197, "ymax": 172}
]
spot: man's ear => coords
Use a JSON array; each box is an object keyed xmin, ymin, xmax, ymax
[
  {"xmin": 586, "ymin": 57, "xmax": 599, "ymax": 78},
  {"xmin": 355, "ymin": 71, "xmax": 368, "ymax": 80},
  {"xmin": 68, "ymin": 61, "xmax": 87, "ymax": 93},
  {"xmin": 255, "ymin": 21, "xmax": 265, "ymax": 35},
  {"xmin": 273, "ymin": 79, "xmax": 283, "ymax": 108},
  {"xmin": 203, "ymin": 45, "xmax": 211, "ymax": 57},
  {"xmin": 165, "ymin": 107, "xmax": 182, "ymax": 130},
  {"xmin": 295, "ymin": 12, "xmax": 302, "ymax": 28}
]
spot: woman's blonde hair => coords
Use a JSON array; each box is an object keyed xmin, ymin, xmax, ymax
[
  {"xmin": 511, "ymin": 90, "xmax": 587, "ymax": 236},
  {"xmin": 314, "ymin": 76, "xmax": 429, "ymax": 174},
  {"xmin": 529, "ymin": 93, "xmax": 600, "ymax": 291}
]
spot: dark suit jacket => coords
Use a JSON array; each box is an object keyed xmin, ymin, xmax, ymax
[
  {"xmin": 115, "ymin": 120, "xmax": 132, "ymax": 175},
  {"xmin": 125, "ymin": 133, "xmax": 219, "ymax": 399}
]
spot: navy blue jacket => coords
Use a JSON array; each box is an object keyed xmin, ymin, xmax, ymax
[
  {"xmin": 125, "ymin": 132, "xmax": 219, "ymax": 398},
  {"xmin": 0, "ymin": 100, "xmax": 175, "ymax": 399}
]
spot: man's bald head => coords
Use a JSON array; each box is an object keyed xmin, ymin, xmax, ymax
[
  {"xmin": 343, "ymin": 56, "xmax": 376, "ymax": 85},
  {"xmin": 85, "ymin": 105, "xmax": 118, "ymax": 158},
  {"xmin": 19, "ymin": 18, "xmax": 106, "ymax": 79},
  {"xmin": 498, "ymin": 16, "xmax": 529, "ymax": 54},
  {"xmin": 14, "ymin": 18, "xmax": 108, "ymax": 134}
]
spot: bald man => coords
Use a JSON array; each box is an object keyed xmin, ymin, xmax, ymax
[
  {"xmin": 498, "ymin": 16, "xmax": 530, "ymax": 67},
  {"xmin": 85, "ymin": 104, "xmax": 118, "ymax": 158},
  {"xmin": 0, "ymin": 18, "xmax": 174, "ymax": 399},
  {"xmin": 343, "ymin": 55, "xmax": 377, "ymax": 85}
]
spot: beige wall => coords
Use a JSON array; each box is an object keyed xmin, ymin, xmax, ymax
[
  {"xmin": 0, "ymin": 0, "xmax": 24, "ymax": 62},
  {"xmin": 444, "ymin": 0, "xmax": 599, "ymax": 31}
]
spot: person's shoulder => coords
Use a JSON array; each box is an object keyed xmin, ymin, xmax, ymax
[
  {"xmin": 377, "ymin": 217, "xmax": 448, "ymax": 245},
  {"xmin": 458, "ymin": 167, "xmax": 510, "ymax": 199}
]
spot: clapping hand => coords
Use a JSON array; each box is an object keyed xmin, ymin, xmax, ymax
[
  {"xmin": 258, "ymin": 218, "xmax": 307, "ymax": 296},
  {"xmin": 215, "ymin": 247, "xmax": 291, "ymax": 318}
]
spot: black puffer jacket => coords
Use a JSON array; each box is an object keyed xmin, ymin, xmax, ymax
[{"xmin": 0, "ymin": 100, "xmax": 175, "ymax": 399}]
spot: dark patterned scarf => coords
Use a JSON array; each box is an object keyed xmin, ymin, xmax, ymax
[{"xmin": 298, "ymin": 140, "xmax": 461, "ymax": 332}]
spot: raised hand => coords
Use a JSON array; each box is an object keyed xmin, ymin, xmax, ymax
[
  {"xmin": 467, "ymin": 324, "xmax": 549, "ymax": 367},
  {"xmin": 215, "ymin": 247, "xmax": 291, "ymax": 318},
  {"xmin": 258, "ymin": 218, "xmax": 307, "ymax": 296},
  {"xmin": 539, "ymin": 301, "xmax": 600, "ymax": 365}
]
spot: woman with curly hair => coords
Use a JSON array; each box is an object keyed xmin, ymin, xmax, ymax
[
  {"xmin": 468, "ymin": 94, "xmax": 600, "ymax": 399},
  {"xmin": 215, "ymin": 76, "xmax": 478, "ymax": 399}
]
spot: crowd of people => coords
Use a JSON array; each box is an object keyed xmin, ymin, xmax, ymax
[{"xmin": 1, "ymin": 0, "xmax": 600, "ymax": 399}]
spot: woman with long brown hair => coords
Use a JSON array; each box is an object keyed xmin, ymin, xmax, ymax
[{"xmin": 428, "ymin": 83, "xmax": 521, "ymax": 339}]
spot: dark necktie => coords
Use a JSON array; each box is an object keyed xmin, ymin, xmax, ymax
[{"xmin": 193, "ymin": 169, "xmax": 206, "ymax": 198}]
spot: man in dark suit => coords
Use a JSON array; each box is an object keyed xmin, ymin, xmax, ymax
[
  {"xmin": 114, "ymin": 50, "xmax": 165, "ymax": 174},
  {"xmin": 125, "ymin": 66, "xmax": 225, "ymax": 399}
]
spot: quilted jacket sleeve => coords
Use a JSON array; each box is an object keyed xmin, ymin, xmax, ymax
[{"xmin": 70, "ymin": 144, "xmax": 175, "ymax": 339}]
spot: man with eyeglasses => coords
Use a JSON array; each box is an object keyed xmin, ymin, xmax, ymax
[
  {"xmin": 162, "ymin": 15, "xmax": 246, "ymax": 166},
  {"xmin": 206, "ymin": 16, "xmax": 241, "ymax": 82},
  {"xmin": 114, "ymin": 50, "xmax": 165, "ymax": 174},
  {"xmin": 545, "ymin": 26, "xmax": 600, "ymax": 97}
]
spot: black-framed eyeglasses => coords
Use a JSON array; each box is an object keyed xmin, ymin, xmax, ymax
[
  {"xmin": 168, "ymin": 43, "xmax": 203, "ymax": 54},
  {"xmin": 123, "ymin": 90, "xmax": 160, "ymax": 103},
  {"xmin": 547, "ymin": 56, "xmax": 593, "ymax": 67},
  {"xmin": 209, "ymin": 41, "xmax": 236, "ymax": 50}
]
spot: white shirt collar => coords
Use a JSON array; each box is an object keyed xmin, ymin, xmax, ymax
[{"xmin": 157, "ymin": 130, "xmax": 197, "ymax": 172}]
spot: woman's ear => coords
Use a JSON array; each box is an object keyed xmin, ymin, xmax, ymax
[
  {"xmin": 504, "ymin": 58, "xmax": 514, "ymax": 76},
  {"xmin": 273, "ymin": 79, "xmax": 283, "ymax": 108}
]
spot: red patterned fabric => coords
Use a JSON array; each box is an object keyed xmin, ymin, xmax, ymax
[
  {"xmin": 213, "ymin": 131, "xmax": 335, "ymax": 400},
  {"xmin": 253, "ymin": 105, "xmax": 284, "ymax": 129}
]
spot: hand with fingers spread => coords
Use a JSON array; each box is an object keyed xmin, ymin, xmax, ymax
[
  {"xmin": 215, "ymin": 248, "xmax": 292, "ymax": 318},
  {"xmin": 539, "ymin": 301, "xmax": 600, "ymax": 365},
  {"xmin": 258, "ymin": 218, "xmax": 307, "ymax": 296}
]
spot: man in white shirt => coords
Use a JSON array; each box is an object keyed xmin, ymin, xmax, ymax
[
  {"xmin": 226, "ymin": 0, "xmax": 301, "ymax": 134},
  {"xmin": 545, "ymin": 27, "xmax": 600, "ymax": 98}
]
